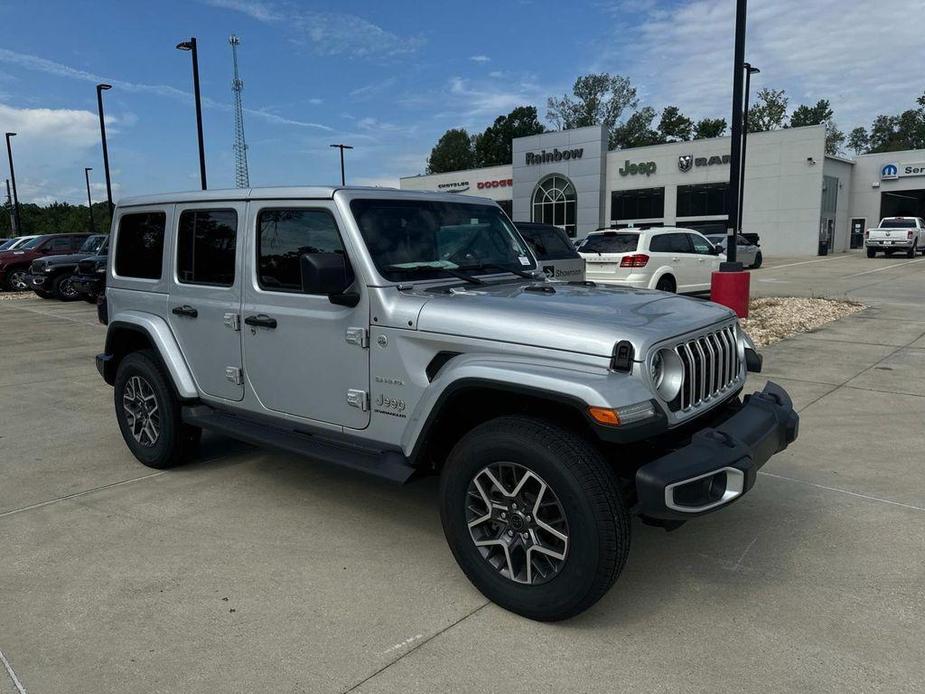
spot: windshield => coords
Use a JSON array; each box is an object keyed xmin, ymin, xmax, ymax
[
  {"xmin": 79, "ymin": 235, "xmax": 106, "ymax": 254},
  {"xmin": 350, "ymin": 199, "xmax": 535, "ymax": 282},
  {"xmin": 0, "ymin": 239, "xmax": 15, "ymax": 250},
  {"xmin": 517, "ymin": 226, "xmax": 578, "ymax": 260},
  {"xmin": 578, "ymin": 233, "xmax": 639, "ymax": 254},
  {"xmin": 20, "ymin": 237, "xmax": 44, "ymax": 250},
  {"xmin": 881, "ymin": 219, "xmax": 916, "ymax": 228}
]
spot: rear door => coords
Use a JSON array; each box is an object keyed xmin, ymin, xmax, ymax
[
  {"xmin": 648, "ymin": 233, "xmax": 688, "ymax": 286},
  {"xmin": 167, "ymin": 203, "xmax": 245, "ymax": 402},
  {"xmin": 686, "ymin": 232, "xmax": 719, "ymax": 291}
]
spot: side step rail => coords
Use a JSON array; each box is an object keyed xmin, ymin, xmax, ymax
[{"xmin": 182, "ymin": 405, "xmax": 416, "ymax": 484}]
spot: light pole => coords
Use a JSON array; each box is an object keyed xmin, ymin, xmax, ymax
[
  {"xmin": 4, "ymin": 179, "xmax": 14, "ymax": 234},
  {"xmin": 96, "ymin": 83, "xmax": 114, "ymax": 214},
  {"xmin": 84, "ymin": 167, "xmax": 95, "ymax": 233},
  {"xmin": 723, "ymin": 0, "xmax": 747, "ymax": 271},
  {"xmin": 329, "ymin": 144, "xmax": 353, "ymax": 186},
  {"xmin": 737, "ymin": 63, "xmax": 760, "ymax": 236},
  {"xmin": 5, "ymin": 132, "xmax": 20, "ymax": 234},
  {"xmin": 177, "ymin": 37, "xmax": 207, "ymax": 190}
]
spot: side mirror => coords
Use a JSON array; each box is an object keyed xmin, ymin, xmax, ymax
[{"xmin": 299, "ymin": 252, "xmax": 359, "ymax": 307}]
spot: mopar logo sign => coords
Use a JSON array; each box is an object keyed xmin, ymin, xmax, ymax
[{"xmin": 881, "ymin": 163, "xmax": 899, "ymax": 180}]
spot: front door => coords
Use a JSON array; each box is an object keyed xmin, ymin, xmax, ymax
[
  {"xmin": 241, "ymin": 202, "xmax": 370, "ymax": 429},
  {"xmin": 167, "ymin": 203, "xmax": 245, "ymax": 401},
  {"xmin": 685, "ymin": 233, "xmax": 718, "ymax": 291}
]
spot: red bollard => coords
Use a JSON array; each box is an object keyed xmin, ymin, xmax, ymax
[{"xmin": 711, "ymin": 270, "xmax": 750, "ymax": 318}]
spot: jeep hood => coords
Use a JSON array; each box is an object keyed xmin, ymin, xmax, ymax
[
  {"xmin": 36, "ymin": 252, "xmax": 93, "ymax": 267},
  {"xmin": 413, "ymin": 281, "xmax": 736, "ymax": 359}
]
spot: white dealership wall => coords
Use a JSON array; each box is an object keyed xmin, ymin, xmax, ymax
[
  {"xmin": 603, "ymin": 125, "xmax": 828, "ymax": 257},
  {"xmin": 398, "ymin": 124, "xmax": 897, "ymax": 256},
  {"xmin": 847, "ymin": 149, "xmax": 925, "ymax": 231}
]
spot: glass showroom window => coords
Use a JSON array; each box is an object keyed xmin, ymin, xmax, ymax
[{"xmin": 532, "ymin": 175, "xmax": 576, "ymax": 237}]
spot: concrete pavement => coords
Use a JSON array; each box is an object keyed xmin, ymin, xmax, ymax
[{"xmin": 1, "ymin": 251, "xmax": 923, "ymax": 693}]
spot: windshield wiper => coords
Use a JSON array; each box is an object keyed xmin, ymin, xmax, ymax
[
  {"xmin": 384, "ymin": 264, "xmax": 484, "ymax": 285},
  {"xmin": 458, "ymin": 262, "xmax": 536, "ymax": 279}
]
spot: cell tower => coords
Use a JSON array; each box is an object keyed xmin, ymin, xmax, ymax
[{"xmin": 229, "ymin": 34, "xmax": 250, "ymax": 188}]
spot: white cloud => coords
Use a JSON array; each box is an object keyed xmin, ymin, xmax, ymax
[
  {"xmin": 470, "ymin": 55, "xmax": 491, "ymax": 63},
  {"xmin": 0, "ymin": 103, "xmax": 115, "ymax": 204},
  {"xmin": 445, "ymin": 77, "xmax": 548, "ymax": 123},
  {"xmin": 205, "ymin": 0, "xmax": 425, "ymax": 58},
  {"xmin": 349, "ymin": 77, "xmax": 398, "ymax": 100},
  {"xmin": 596, "ymin": 0, "xmax": 925, "ymax": 129},
  {"xmin": 308, "ymin": 98, "xmax": 323, "ymax": 105}
]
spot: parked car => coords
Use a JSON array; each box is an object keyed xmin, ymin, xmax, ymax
[
  {"xmin": 0, "ymin": 233, "xmax": 93, "ymax": 291},
  {"xmin": 71, "ymin": 237, "xmax": 110, "ymax": 303},
  {"xmin": 705, "ymin": 233, "xmax": 763, "ymax": 268},
  {"xmin": 578, "ymin": 227, "xmax": 721, "ymax": 293},
  {"xmin": 0, "ymin": 235, "xmax": 40, "ymax": 251},
  {"xmin": 865, "ymin": 217, "xmax": 925, "ymax": 258},
  {"xmin": 514, "ymin": 222, "xmax": 585, "ymax": 281},
  {"xmin": 27, "ymin": 234, "xmax": 108, "ymax": 300},
  {"xmin": 96, "ymin": 187, "xmax": 798, "ymax": 621}
]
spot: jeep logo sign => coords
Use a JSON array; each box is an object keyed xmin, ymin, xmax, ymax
[
  {"xmin": 525, "ymin": 148, "xmax": 584, "ymax": 165},
  {"xmin": 618, "ymin": 160, "xmax": 657, "ymax": 177}
]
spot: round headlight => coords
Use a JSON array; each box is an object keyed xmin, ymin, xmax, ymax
[{"xmin": 651, "ymin": 348, "xmax": 684, "ymax": 402}]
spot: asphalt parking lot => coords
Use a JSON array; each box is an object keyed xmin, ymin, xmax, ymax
[{"xmin": 1, "ymin": 250, "xmax": 923, "ymax": 693}]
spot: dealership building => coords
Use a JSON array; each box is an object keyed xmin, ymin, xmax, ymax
[{"xmin": 400, "ymin": 124, "xmax": 925, "ymax": 257}]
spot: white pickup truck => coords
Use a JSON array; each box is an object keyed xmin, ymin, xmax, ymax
[{"xmin": 865, "ymin": 217, "xmax": 925, "ymax": 258}]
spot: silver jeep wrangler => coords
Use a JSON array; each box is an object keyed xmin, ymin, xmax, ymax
[{"xmin": 96, "ymin": 187, "xmax": 799, "ymax": 621}]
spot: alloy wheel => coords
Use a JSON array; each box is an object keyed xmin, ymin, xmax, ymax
[
  {"xmin": 59, "ymin": 276, "xmax": 78, "ymax": 299},
  {"xmin": 466, "ymin": 462, "xmax": 569, "ymax": 585},
  {"xmin": 9, "ymin": 270, "xmax": 28, "ymax": 291},
  {"xmin": 122, "ymin": 375, "xmax": 160, "ymax": 447}
]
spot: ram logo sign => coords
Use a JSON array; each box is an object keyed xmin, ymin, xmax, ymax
[{"xmin": 880, "ymin": 163, "xmax": 899, "ymax": 180}]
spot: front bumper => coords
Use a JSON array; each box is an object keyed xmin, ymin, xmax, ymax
[
  {"xmin": 71, "ymin": 274, "xmax": 104, "ymax": 297},
  {"xmin": 635, "ymin": 381, "xmax": 799, "ymax": 520}
]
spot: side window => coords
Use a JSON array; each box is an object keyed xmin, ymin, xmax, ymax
[
  {"xmin": 648, "ymin": 234, "xmax": 670, "ymax": 253},
  {"xmin": 176, "ymin": 209, "xmax": 238, "ymax": 287},
  {"xmin": 50, "ymin": 237, "xmax": 71, "ymax": 252},
  {"xmin": 689, "ymin": 234, "xmax": 714, "ymax": 255},
  {"xmin": 257, "ymin": 208, "xmax": 346, "ymax": 293},
  {"xmin": 115, "ymin": 212, "xmax": 167, "ymax": 279},
  {"xmin": 669, "ymin": 233, "xmax": 694, "ymax": 253}
]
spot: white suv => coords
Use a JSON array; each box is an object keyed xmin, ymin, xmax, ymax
[{"xmin": 578, "ymin": 227, "xmax": 721, "ymax": 293}]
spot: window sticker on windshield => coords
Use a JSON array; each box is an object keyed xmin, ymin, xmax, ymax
[
  {"xmin": 470, "ymin": 218, "xmax": 479, "ymax": 225},
  {"xmin": 518, "ymin": 256, "xmax": 530, "ymax": 265}
]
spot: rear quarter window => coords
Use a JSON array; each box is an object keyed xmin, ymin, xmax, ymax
[
  {"xmin": 579, "ymin": 233, "xmax": 639, "ymax": 254},
  {"xmin": 115, "ymin": 212, "xmax": 167, "ymax": 279}
]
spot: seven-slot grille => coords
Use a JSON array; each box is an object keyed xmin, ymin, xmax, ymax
[
  {"xmin": 671, "ymin": 325, "xmax": 741, "ymax": 411},
  {"xmin": 77, "ymin": 258, "xmax": 97, "ymax": 274}
]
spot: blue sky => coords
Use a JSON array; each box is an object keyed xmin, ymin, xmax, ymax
[{"xmin": 0, "ymin": 0, "xmax": 921, "ymax": 205}]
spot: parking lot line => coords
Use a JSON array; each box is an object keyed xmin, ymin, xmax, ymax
[
  {"xmin": 759, "ymin": 471, "xmax": 925, "ymax": 513},
  {"xmin": 0, "ymin": 647, "xmax": 27, "ymax": 694},
  {"xmin": 843, "ymin": 257, "xmax": 925, "ymax": 279},
  {"xmin": 765, "ymin": 255, "xmax": 851, "ymax": 270}
]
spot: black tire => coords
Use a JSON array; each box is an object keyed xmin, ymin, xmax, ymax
[
  {"xmin": 907, "ymin": 243, "xmax": 917, "ymax": 259},
  {"xmin": 439, "ymin": 416, "xmax": 630, "ymax": 621},
  {"xmin": 866, "ymin": 248, "xmax": 876, "ymax": 258},
  {"xmin": 750, "ymin": 252, "xmax": 763, "ymax": 269},
  {"xmin": 52, "ymin": 273, "xmax": 80, "ymax": 301},
  {"xmin": 114, "ymin": 350, "xmax": 199, "ymax": 469},
  {"xmin": 655, "ymin": 275, "xmax": 676, "ymax": 293}
]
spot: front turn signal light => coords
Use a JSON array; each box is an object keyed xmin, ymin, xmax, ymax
[{"xmin": 588, "ymin": 407, "xmax": 621, "ymax": 425}]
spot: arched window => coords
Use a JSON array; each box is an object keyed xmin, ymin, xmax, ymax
[{"xmin": 532, "ymin": 175, "xmax": 576, "ymax": 237}]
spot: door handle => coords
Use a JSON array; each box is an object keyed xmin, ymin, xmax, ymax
[
  {"xmin": 672, "ymin": 256, "xmax": 681, "ymax": 262},
  {"xmin": 171, "ymin": 305, "xmax": 198, "ymax": 318},
  {"xmin": 244, "ymin": 314, "xmax": 277, "ymax": 329}
]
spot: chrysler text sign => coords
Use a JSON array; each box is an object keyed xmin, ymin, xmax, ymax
[{"xmin": 525, "ymin": 148, "xmax": 584, "ymax": 165}]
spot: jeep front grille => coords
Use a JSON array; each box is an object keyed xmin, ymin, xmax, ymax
[
  {"xmin": 673, "ymin": 325, "xmax": 741, "ymax": 411},
  {"xmin": 77, "ymin": 259, "xmax": 96, "ymax": 274}
]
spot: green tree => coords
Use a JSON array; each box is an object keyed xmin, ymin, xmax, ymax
[
  {"xmin": 0, "ymin": 200, "xmax": 112, "ymax": 237},
  {"xmin": 747, "ymin": 88, "xmax": 789, "ymax": 132},
  {"xmin": 789, "ymin": 99, "xmax": 844, "ymax": 154},
  {"xmin": 546, "ymin": 73, "xmax": 638, "ymax": 137},
  {"xmin": 611, "ymin": 107, "xmax": 664, "ymax": 149},
  {"xmin": 658, "ymin": 106, "xmax": 694, "ymax": 142},
  {"xmin": 693, "ymin": 117, "xmax": 727, "ymax": 139},
  {"xmin": 847, "ymin": 127, "xmax": 869, "ymax": 155},
  {"xmin": 473, "ymin": 106, "xmax": 545, "ymax": 167},
  {"xmin": 426, "ymin": 128, "xmax": 475, "ymax": 174},
  {"xmin": 867, "ymin": 106, "xmax": 925, "ymax": 153}
]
